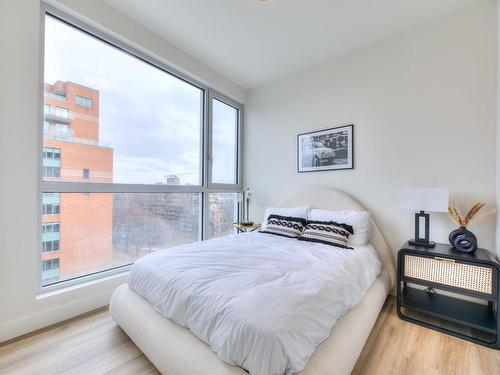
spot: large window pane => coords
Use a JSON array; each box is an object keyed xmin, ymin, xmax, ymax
[
  {"xmin": 43, "ymin": 15, "xmax": 202, "ymax": 185},
  {"xmin": 211, "ymin": 99, "xmax": 238, "ymax": 184},
  {"xmin": 41, "ymin": 192, "xmax": 201, "ymax": 286},
  {"xmin": 207, "ymin": 193, "xmax": 239, "ymax": 239},
  {"xmin": 40, "ymin": 10, "xmax": 243, "ymax": 289}
]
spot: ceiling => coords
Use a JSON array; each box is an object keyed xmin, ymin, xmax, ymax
[{"xmin": 104, "ymin": 0, "xmax": 484, "ymax": 89}]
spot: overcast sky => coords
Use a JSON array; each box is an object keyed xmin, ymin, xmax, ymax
[{"xmin": 44, "ymin": 15, "xmax": 235, "ymax": 185}]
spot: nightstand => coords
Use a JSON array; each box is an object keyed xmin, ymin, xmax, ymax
[
  {"xmin": 397, "ymin": 242, "xmax": 500, "ymax": 349},
  {"xmin": 233, "ymin": 222, "xmax": 261, "ymax": 233}
]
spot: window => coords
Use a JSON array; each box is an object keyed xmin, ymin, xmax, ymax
[
  {"xmin": 42, "ymin": 240, "xmax": 60, "ymax": 252},
  {"xmin": 55, "ymin": 123, "xmax": 69, "ymax": 133},
  {"xmin": 43, "ymin": 166, "xmax": 61, "ymax": 178},
  {"xmin": 76, "ymin": 95, "xmax": 93, "ymax": 108},
  {"xmin": 43, "ymin": 204, "xmax": 60, "ymax": 215},
  {"xmin": 42, "ymin": 258, "xmax": 60, "ymax": 271},
  {"xmin": 42, "ymin": 258, "xmax": 60, "ymax": 284},
  {"xmin": 43, "ymin": 222, "xmax": 60, "ymax": 233},
  {"xmin": 44, "ymin": 123, "xmax": 70, "ymax": 133},
  {"xmin": 38, "ymin": 192, "xmax": 201, "ymax": 282},
  {"xmin": 210, "ymin": 95, "xmax": 240, "ymax": 185},
  {"xmin": 43, "ymin": 258, "xmax": 60, "ymax": 270},
  {"xmin": 55, "ymin": 106, "xmax": 69, "ymax": 119},
  {"xmin": 42, "ymin": 193, "xmax": 61, "ymax": 215},
  {"xmin": 43, "ymin": 195, "xmax": 60, "ymax": 215},
  {"xmin": 40, "ymin": 8, "xmax": 242, "ymax": 289},
  {"xmin": 43, "ymin": 147, "xmax": 61, "ymax": 160},
  {"xmin": 207, "ymin": 193, "xmax": 239, "ymax": 239},
  {"xmin": 44, "ymin": 104, "xmax": 50, "ymax": 114},
  {"xmin": 42, "ymin": 222, "xmax": 60, "ymax": 253},
  {"xmin": 43, "ymin": 147, "xmax": 61, "ymax": 178}
]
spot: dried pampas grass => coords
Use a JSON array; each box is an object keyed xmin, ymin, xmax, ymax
[{"xmin": 448, "ymin": 200, "xmax": 495, "ymax": 228}]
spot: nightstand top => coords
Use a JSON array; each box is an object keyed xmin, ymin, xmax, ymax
[
  {"xmin": 401, "ymin": 242, "xmax": 499, "ymax": 265},
  {"xmin": 233, "ymin": 223, "xmax": 261, "ymax": 232}
]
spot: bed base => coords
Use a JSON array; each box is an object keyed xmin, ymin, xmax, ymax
[{"xmin": 110, "ymin": 271, "xmax": 389, "ymax": 375}]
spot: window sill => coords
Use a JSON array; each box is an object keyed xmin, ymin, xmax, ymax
[{"xmin": 37, "ymin": 266, "xmax": 130, "ymax": 299}]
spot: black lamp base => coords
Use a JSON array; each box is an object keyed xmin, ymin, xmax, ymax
[
  {"xmin": 411, "ymin": 210, "xmax": 435, "ymax": 248},
  {"xmin": 409, "ymin": 239, "xmax": 436, "ymax": 248}
]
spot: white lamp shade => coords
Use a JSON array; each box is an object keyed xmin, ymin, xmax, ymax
[
  {"xmin": 398, "ymin": 187, "xmax": 449, "ymax": 212},
  {"xmin": 245, "ymin": 188, "xmax": 253, "ymax": 199}
]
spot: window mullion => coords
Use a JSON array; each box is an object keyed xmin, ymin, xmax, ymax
[{"xmin": 40, "ymin": 182, "xmax": 206, "ymax": 194}]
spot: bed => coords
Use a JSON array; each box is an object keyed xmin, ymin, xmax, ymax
[{"xmin": 110, "ymin": 187, "xmax": 396, "ymax": 375}]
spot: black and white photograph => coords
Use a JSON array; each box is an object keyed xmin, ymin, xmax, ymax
[{"xmin": 297, "ymin": 124, "xmax": 353, "ymax": 172}]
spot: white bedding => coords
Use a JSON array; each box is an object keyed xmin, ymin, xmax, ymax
[{"xmin": 128, "ymin": 232, "xmax": 381, "ymax": 375}]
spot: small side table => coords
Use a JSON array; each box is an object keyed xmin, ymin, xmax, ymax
[
  {"xmin": 397, "ymin": 242, "xmax": 500, "ymax": 349},
  {"xmin": 233, "ymin": 223, "xmax": 261, "ymax": 233}
]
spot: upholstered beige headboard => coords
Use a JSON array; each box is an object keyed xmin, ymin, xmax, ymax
[{"xmin": 278, "ymin": 186, "xmax": 396, "ymax": 289}]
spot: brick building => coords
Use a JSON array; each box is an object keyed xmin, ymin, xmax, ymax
[{"xmin": 42, "ymin": 81, "xmax": 113, "ymax": 284}]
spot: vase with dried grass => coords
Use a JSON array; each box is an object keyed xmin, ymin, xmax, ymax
[{"xmin": 448, "ymin": 201, "xmax": 495, "ymax": 253}]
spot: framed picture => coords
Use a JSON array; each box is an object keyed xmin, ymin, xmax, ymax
[{"xmin": 297, "ymin": 124, "xmax": 354, "ymax": 172}]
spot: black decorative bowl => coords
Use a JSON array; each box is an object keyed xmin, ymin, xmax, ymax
[{"xmin": 449, "ymin": 227, "xmax": 477, "ymax": 254}]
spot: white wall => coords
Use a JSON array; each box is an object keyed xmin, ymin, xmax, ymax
[
  {"xmin": 496, "ymin": 0, "xmax": 500, "ymax": 258},
  {"xmin": 0, "ymin": 0, "xmax": 245, "ymax": 342},
  {"xmin": 244, "ymin": 2, "xmax": 497, "ymax": 257}
]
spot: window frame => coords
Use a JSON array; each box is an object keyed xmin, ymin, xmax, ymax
[
  {"xmin": 38, "ymin": 4, "xmax": 243, "ymax": 292},
  {"xmin": 75, "ymin": 95, "xmax": 93, "ymax": 108},
  {"xmin": 42, "ymin": 239, "xmax": 60, "ymax": 252},
  {"xmin": 42, "ymin": 258, "xmax": 60, "ymax": 270},
  {"xmin": 42, "ymin": 192, "xmax": 61, "ymax": 215},
  {"xmin": 43, "ymin": 166, "xmax": 61, "ymax": 178},
  {"xmin": 55, "ymin": 106, "xmax": 69, "ymax": 119},
  {"xmin": 207, "ymin": 90, "xmax": 243, "ymax": 189},
  {"xmin": 42, "ymin": 222, "xmax": 60, "ymax": 233}
]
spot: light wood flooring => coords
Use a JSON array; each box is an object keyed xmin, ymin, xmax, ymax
[{"xmin": 1, "ymin": 296, "xmax": 499, "ymax": 375}]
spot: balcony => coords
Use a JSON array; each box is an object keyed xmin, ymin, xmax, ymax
[
  {"xmin": 44, "ymin": 125, "xmax": 74, "ymax": 137},
  {"xmin": 44, "ymin": 110, "xmax": 74, "ymax": 124},
  {"xmin": 44, "ymin": 130, "xmax": 110, "ymax": 148},
  {"xmin": 45, "ymin": 92, "xmax": 67, "ymax": 102}
]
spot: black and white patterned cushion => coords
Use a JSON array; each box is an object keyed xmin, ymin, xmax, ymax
[
  {"xmin": 259, "ymin": 214, "xmax": 307, "ymax": 238},
  {"xmin": 298, "ymin": 220, "xmax": 354, "ymax": 249}
]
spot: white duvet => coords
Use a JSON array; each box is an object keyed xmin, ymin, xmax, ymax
[{"xmin": 128, "ymin": 232, "xmax": 381, "ymax": 375}]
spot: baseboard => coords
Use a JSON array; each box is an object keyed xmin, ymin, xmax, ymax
[
  {"xmin": 0, "ymin": 289, "xmax": 113, "ymax": 343},
  {"xmin": 0, "ymin": 305, "xmax": 109, "ymax": 346},
  {"xmin": 0, "ymin": 273, "xmax": 128, "ymax": 343}
]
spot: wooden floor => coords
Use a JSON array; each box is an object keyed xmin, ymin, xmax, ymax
[{"xmin": 1, "ymin": 296, "xmax": 499, "ymax": 375}]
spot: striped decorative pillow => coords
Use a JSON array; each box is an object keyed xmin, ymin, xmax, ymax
[
  {"xmin": 298, "ymin": 220, "xmax": 354, "ymax": 249},
  {"xmin": 259, "ymin": 214, "xmax": 307, "ymax": 238}
]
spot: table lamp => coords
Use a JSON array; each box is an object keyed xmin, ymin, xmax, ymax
[
  {"xmin": 236, "ymin": 192, "xmax": 244, "ymax": 223},
  {"xmin": 240, "ymin": 188, "xmax": 253, "ymax": 225},
  {"xmin": 398, "ymin": 187, "xmax": 449, "ymax": 248}
]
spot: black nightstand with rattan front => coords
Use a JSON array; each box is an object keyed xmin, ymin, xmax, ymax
[{"xmin": 397, "ymin": 242, "xmax": 500, "ymax": 349}]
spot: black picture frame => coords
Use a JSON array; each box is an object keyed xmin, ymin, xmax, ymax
[{"xmin": 297, "ymin": 124, "xmax": 354, "ymax": 173}]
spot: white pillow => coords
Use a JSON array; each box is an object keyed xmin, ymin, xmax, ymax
[
  {"xmin": 308, "ymin": 209, "xmax": 371, "ymax": 246},
  {"xmin": 261, "ymin": 206, "xmax": 310, "ymax": 230}
]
